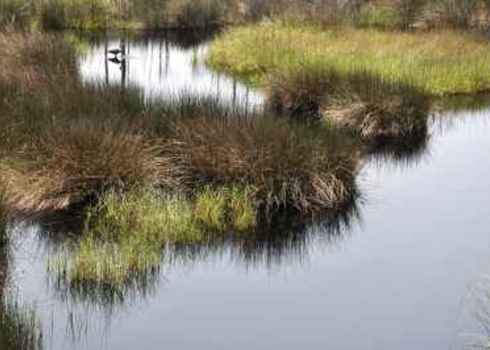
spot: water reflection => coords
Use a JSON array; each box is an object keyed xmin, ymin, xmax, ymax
[
  {"xmin": 0, "ymin": 238, "xmax": 42, "ymax": 350},
  {"xmin": 39, "ymin": 192, "xmax": 362, "ymax": 312},
  {"xmin": 79, "ymin": 31, "xmax": 264, "ymax": 109}
]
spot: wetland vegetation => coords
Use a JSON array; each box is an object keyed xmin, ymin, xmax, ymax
[{"xmin": 2, "ymin": 1, "xmax": 490, "ymax": 348}]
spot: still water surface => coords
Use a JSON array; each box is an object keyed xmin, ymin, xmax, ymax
[{"xmin": 6, "ymin": 32, "xmax": 490, "ymax": 350}]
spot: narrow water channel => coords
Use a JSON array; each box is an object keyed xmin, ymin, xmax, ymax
[{"xmin": 5, "ymin": 32, "xmax": 490, "ymax": 350}]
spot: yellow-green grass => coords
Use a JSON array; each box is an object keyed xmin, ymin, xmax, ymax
[
  {"xmin": 194, "ymin": 186, "xmax": 257, "ymax": 232},
  {"xmin": 50, "ymin": 186, "xmax": 257, "ymax": 289},
  {"xmin": 207, "ymin": 22, "xmax": 490, "ymax": 95},
  {"xmin": 51, "ymin": 189, "xmax": 203, "ymax": 289}
]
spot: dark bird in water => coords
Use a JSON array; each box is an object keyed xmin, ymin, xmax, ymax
[
  {"xmin": 108, "ymin": 57, "xmax": 122, "ymax": 65},
  {"xmin": 108, "ymin": 48, "xmax": 124, "ymax": 56}
]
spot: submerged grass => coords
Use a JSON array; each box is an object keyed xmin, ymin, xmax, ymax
[{"xmin": 208, "ymin": 22, "xmax": 490, "ymax": 95}]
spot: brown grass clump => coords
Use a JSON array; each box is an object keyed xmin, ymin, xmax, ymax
[
  {"xmin": 1, "ymin": 123, "xmax": 181, "ymax": 214},
  {"xmin": 172, "ymin": 116, "xmax": 360, "ymax": 213},
  {"xmin": 267, "ymin": 67, "xmax": 430, "ymax": 140}
]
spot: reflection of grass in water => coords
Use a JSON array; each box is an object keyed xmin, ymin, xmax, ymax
[
  {"xmin": 0, "ymin": 300, "xmax": 42, "ymax": 350},
  {"xmin": 49, "ymin": 185, "xmax": 257, "ymax": 295},
  {"xmin": 48, "ymin": 185, "xmax": 362, "ymax": 308},
  {"xmin": 0, "ymin": 184, "xmax": 8, "ymax": 247},
  {"xmin": 50, "ymin": 189, "xmax": 202, "ymax": 290},
  {"xmin": 463, "ymin": 277, "xmax": 490, "ymax": 349},
  {"xmin": 364, "ymin": 120, "xmax": 430, "ymax": 167}
]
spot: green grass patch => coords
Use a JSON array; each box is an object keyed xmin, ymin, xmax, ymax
[
  {"xmin": 207, "ymin": 22, "xmax": 490, "ymax": 95},
  {"xmin": 50, "ymin": 185, "xmax": 258, "ymax": 289},
  {"xmin": 195, "ymin": 186, "xmax": 257, "ymax": 232},
  {"xmin": 50, "ymin": 188, "xmax": 203, "ymax": 289}
]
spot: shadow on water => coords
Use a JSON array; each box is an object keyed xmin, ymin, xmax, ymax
[
  {"xmin": 39, "ymin": 191, "xmax": 362, "ymax": 312},
  {"xmin": 363, "ymin": 121, "xmax": 431, "ymax": 167}
]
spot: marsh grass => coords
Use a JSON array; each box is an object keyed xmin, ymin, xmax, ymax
[
  {"xmin": 174, "ymin": 116, "xmax": 359, "ymax": 213},
  {"xmin": 208, "ymin": 22, "xmax": 490, "ymax": 96},
  {"xmin": 4, "ymin": 30, "xmax": 362, "ymax": 294},
  {"xmin": 50, "ymin": 189, "xmax": 200, "ymax": 289},
  {"xmin": 50, "ymin": 185, "xmax": 257, "ymax": 289},
  {"xmin": 0, "ymin": 31, "xmax": 360, "ymax": 216},
  {"xmin": 195, "ymin": 186, "xmax": 257, "ymax": 232}
]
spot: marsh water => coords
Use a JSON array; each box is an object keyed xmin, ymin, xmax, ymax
[{"xmin": 4, "ymin": 32, "xmax": 490, "ymax": 350}]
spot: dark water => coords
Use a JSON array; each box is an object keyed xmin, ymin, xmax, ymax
[{"xmin": 5, "ymin": 33, "xmax": 490, "ymax": 350}]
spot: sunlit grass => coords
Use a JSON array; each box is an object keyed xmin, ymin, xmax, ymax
[
  {"xmin": 194, "ymin": 187, "xmax": 228, "ymax": 231},
  {"xmin": 208, "ymin": 22, "xmax": 490, "ymax": 95},
  {"xmin": 51, "ymin": 189, "xmax": 202, "ymax": 288},
  {"xmin": 227, "ymin": 186, "xmax": 256, "ymax": 232},
  {"xmin": 195, "ymin": 186, "xmax": 257, "ymax": 232},
  {"xmin": 50, "ymin": 185, "xmax": 258, "ymax": 288}
]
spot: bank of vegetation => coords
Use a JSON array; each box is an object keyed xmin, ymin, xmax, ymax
[
  {"xmin": 0, "ymin": 31, "xmax": 362, "ymax": 288},
  {"xmin": 207, "ymin": 13, "xmax": 490, "ymax": 138},
  {"xmin": 2, "ymin": 0, "xmax": 490, "ymax": 31}
]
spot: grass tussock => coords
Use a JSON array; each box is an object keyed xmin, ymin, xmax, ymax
[
  {"xmin": 2, "ymin": 124, "xmax": 176, "ymax": 214},
  {"xmin": 51, "ymin": 190, "xmax": 201, "ymax": 289},
  {"xmin": 194, "ymin": 186, "xmax": 257, "ymax": 231},
  {"xmin": 208, "ymin": 22, "xmax": 490, "ymax": 95},
  {"xmin": 268, "ymin": 68, "xmax": 430, "ymax": 140},
  {"xmin": 51, "ymin": 185, "xmax": 256, "ymax": 288},
  {"xmin": 173, "ymin": 116, "xmax": 359, "ymax": 213}
]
